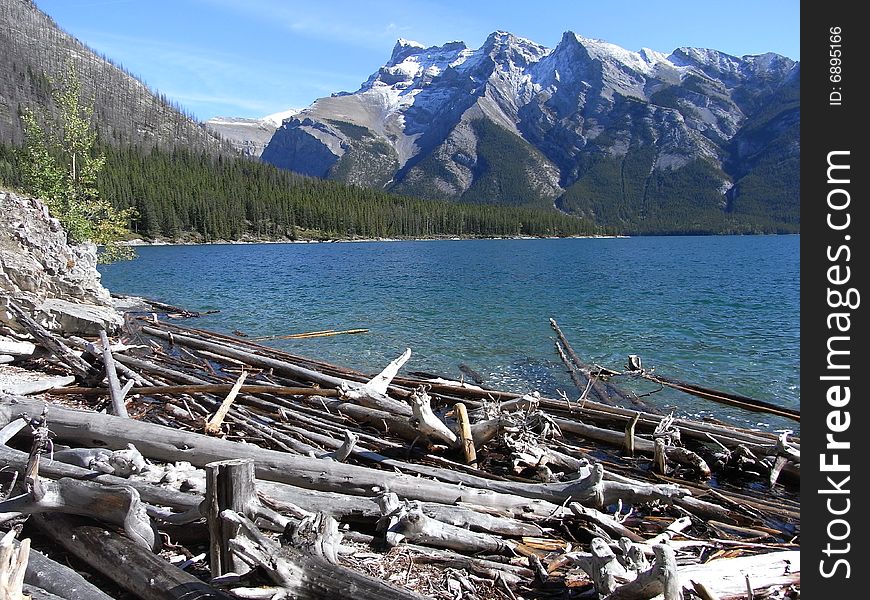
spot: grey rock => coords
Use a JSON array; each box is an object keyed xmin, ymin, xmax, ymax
[
  {"xmin": 0, "ymin": 190, "xmax": 120, "ymax": 334},
  {"xmin": 41, "ymin": 298, "xmax": 124, "ymax": 336}
]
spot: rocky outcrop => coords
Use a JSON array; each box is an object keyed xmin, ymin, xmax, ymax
[{"xmin": 0, "ymin": 190, "xmax": 122, "ymax": 336}]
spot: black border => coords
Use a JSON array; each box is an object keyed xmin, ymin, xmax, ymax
[{"xmin": 801, "ymin": 4, "xmax": 865, "ymax": 595}]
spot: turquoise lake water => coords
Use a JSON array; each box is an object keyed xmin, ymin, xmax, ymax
[{"xmin": 99, "ymin": 235, "xmax": 800, "ymax": 432}]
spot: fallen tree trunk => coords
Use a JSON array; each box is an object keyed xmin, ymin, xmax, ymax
[
  {"xmin": 4, "ymin": 396, "xmax": 697, "ymax": 518},
  {"xmin": 222, "ymin": 510, "xmax": 426, "ymax": 600},
  {"xmin": 4, "ymin": 299, "xmax": 95, "ymax": 381},
  {"xmin": 677, "ymin": 551, "xmax": 799, "ymax": 598},
  {"xmin": 0, "ymin": 443, "xmax": 202, "ymax": 515},
  {"xmin": 32, "ymin": 513, "xmax": 236, "ymax": 600},
  {"xmin": 1, "ymin": 376, "xmax": 75, "ymax": 396},
  {"xmin": 24, "ymin": 545, "xmax": 117, "ymax": 600},
  {"xmin": 0, "ymin": 477, "xmax": 157, "ymax": 550}
]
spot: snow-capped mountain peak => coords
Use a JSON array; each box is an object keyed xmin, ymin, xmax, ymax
[{"xmin": 260, "ymin": 29, "xmax": 799, "ymax": 233}]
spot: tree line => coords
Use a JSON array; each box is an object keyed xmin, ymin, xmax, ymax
[{"xmin": 0, "ymin": 141, "xmax": 603, "ymax": 242}]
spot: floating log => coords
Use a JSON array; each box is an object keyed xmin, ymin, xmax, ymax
[
  {"xmin": 249, "ymin": 328, "xmax": 368, "ymax": 341},
  {"xmin": 632, "ymin": 369, "xmax": 800, "ymax": 422}
]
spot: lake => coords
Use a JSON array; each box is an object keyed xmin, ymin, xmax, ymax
[{"xmin": 99, "ymin": 235, "xmax": 800, "ymax": 432}]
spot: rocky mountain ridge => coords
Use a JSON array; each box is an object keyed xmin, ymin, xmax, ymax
[
  {"xmin": 0, "ymin": 0, "xmax": 230, "ymax": 153},
  {"xmin": 205, "ymin": 109, "xmax": 300, "ymax": 157},
  {"xmin": 262, "ymin": 31, "xmax": 799, "ymax": 232}
]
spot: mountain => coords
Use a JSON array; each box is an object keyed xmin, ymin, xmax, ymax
[
  {"xmin": 0, "ymin": 0, "xmax": 228, "ymax": 153},
  {"xmin": 262, "ymin": 32, "xmax": 800, "ymax": 233},
  {"xmin": 205, "ymin": 108, "xmax": 300, "ymax": 157}
]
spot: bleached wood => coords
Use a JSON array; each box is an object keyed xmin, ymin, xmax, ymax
[
  {"xmin": 0, "ymin": 477, "xmax": 157, "ymax": 550},
  {"xmin": 99, "ymin": 329, "xmax": 128, "ymax": 417}
]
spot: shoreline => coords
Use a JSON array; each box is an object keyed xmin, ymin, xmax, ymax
[{"xmin": 121, "ymin": 233, "xmax": 629, "ymax": 247}]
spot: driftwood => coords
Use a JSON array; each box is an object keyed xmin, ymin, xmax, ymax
[
  {"xmin": 22, "ymin": 543, "xmax": 117, "ymax": 600},
  {"xmin": 0, "ymin": 530, "xmax": 28, "ymax": 600},
  {"xmin": 378, "ymin": 493, "xmax": 514, "ymax": 555},
  {"xmin": 606, "ymin": 544, "xmax": 682, "ymax": 600},
  {"xmin": 628, "ymin": 368, "xmax": 800, "ymax": 422},
  {"xmin": 3, "ymin": 299, "xmax": 95, "ymax": 381},
  {"xmin": 0, "ymin": 442, "xmax": 201, "ymax": 515},
  {"xmin": 0, "ymin": 312, "xmax": 802, "ymax": 599},
  {"xmin": 99, "ymin": 329, "xmax": 129, "ymax": 418},
  {"xmin": 0, "ymin": 337, "xmax": 36, "ymax": 358},
  {"xmin": 0, "ymin": 477, "xmax": 158, "ymax": 550},
  {"xmin": 1, "ymin": 375, "xmax": 75, "ymax": 396},
  {"xmin": 677, "ymin": 551, "xmax": 799, "ymax": 598},
  {"xmin": 549, "ymin": 318, "xmax": 646, "ymax": 409},
  {"xmin": 5, "ymin": 396, "xmax": 701, "ymax": 516},
  {"xmin": 204, "ymin": 371, "xmax": 247, "ymax": 435},
  {"xmin": 32, "ymin": 513, "xmax": 235, "ymax": 600},
  {"xmin": 222, "ymin": 509, "xmax": 426, "ymax": 600},
  {"xmin": 205, "ymin": 459, "xmax": 258, "ymax": 577},
  {"xmin": 409, "ymin": 386, "xmax": 456, "ymax": 445},
  {"xmin": 453, "ymin": 402, "xmax": 477, "ymax": 466},
  {"xmin": 51, "ymin": 444, "xmax": 147, "ymax": 476}
]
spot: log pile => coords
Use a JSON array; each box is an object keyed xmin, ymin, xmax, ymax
[{"xmin": 0, "ymin": 305, "xmax": 800, "ymax": 599}]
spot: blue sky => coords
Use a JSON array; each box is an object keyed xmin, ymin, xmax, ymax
[{"xmin": 34, "ymin": 0, "xmax": 800, "ymax": 121}]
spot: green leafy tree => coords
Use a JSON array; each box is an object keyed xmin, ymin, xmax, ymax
[{"xmin": 21, "ymin": 63, "xmax": 136, "ymax": 262}]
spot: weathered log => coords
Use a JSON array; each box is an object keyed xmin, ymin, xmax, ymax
[
  {"xmin": 4, "ymin": 397, "xmax": 704, "ymax": 519},
  {"xmin": 99, "ymin": 330, "xmax": 129, "ymax": 418},
  {"xmin": 4, "ymin": 299, "xmax": 95, "ymax": 381},
  {"xmin": 549, "ymin": 318, "xmax": 646, "ymax": 409},
  {"xmin": 0, "ymin": 416, "xmax": 28, "ymax": 444},
  {"xmin": 405, "ymin": 544, "xmax": 531, "ymax": 588},
  {"xmin": 32, "ymin": 513, "xmax": 235, "ymax": 600},
  {"xmin": 588, "ymin": 537, "xmax": 628, "ymax": 596},
  {"xmin": 569, "ymin": 503, "xmax": 644, "ymax": 543},
  {"xmin": 624, "ymin": 412, "xmax": 640, "ymax": 457},
  {"xmin": 67, "ymin": 335, "xmax": 153, "ymax": 386},
  {"xmin": 676, "ymin": 551, "xmax": 799, "ymax": 598},
  {"xmin": 632, "ymin": 369, "xmax": 800, "ymax": 422},
  {"xmin": 222, "ymin": 509, "xmax": 426, "ymax": 600},
  {"xmin": 51, "ymin": 444, "xmax": 147, "ymax": 476},
  {"xmin": 378, "ymin": 493, "xmax": 514, "ymax": 554},
  {"xmin": 23, "ymin": 545, "xmax": 117, "ymax": 600},
  {"xmin": 322, "ymin": 430, "xmax": 358, "ymax": 462},
  {"xmin": 140, "ymin": 326, "xmax": 352, "ymax": 389},
  {"xmin": 204, "ymin": 371, "xmax": 247, "ymax": 435},
  {"xmin": 0, "ymin": 530, "xmax": 28, "ymax": 600},
  {"xmin": 0, "ymin": 337, "xmax": 36, "ymax": 358},
  {"xmin": 606, "ymin": 544, "xmax": 683, "ymax": 600},
  {"xmin": 0, "ymin": 477, "xmax": 157, "ymax": 550},
  {"xmin": 52, "ymin": 383, "xmax": 343, "ymax": 398},
  {"xmin": 256, "ymin": 482, "xmax": 546, "ymax": 537},
  {"xmin": 206, "ymin": 459, "xmax": 257, "ymax": 577},
  {"xmin": 1, "ymin": 375, "xmax": 75, "ymax": 396},
  {"xmin": 645, "ymin": 516, "xmax": 692, "ymax": 546},
  {"xmin": 453, "ymin": 402, "xmax": 477, "ymax": 466},
  {"xmin": 409, "ymin": 386, "xmax": 456, "ymax": 445},
  {"xmin": 555, "ymin": 417, "xmax": 712, "ymax": 474}
]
